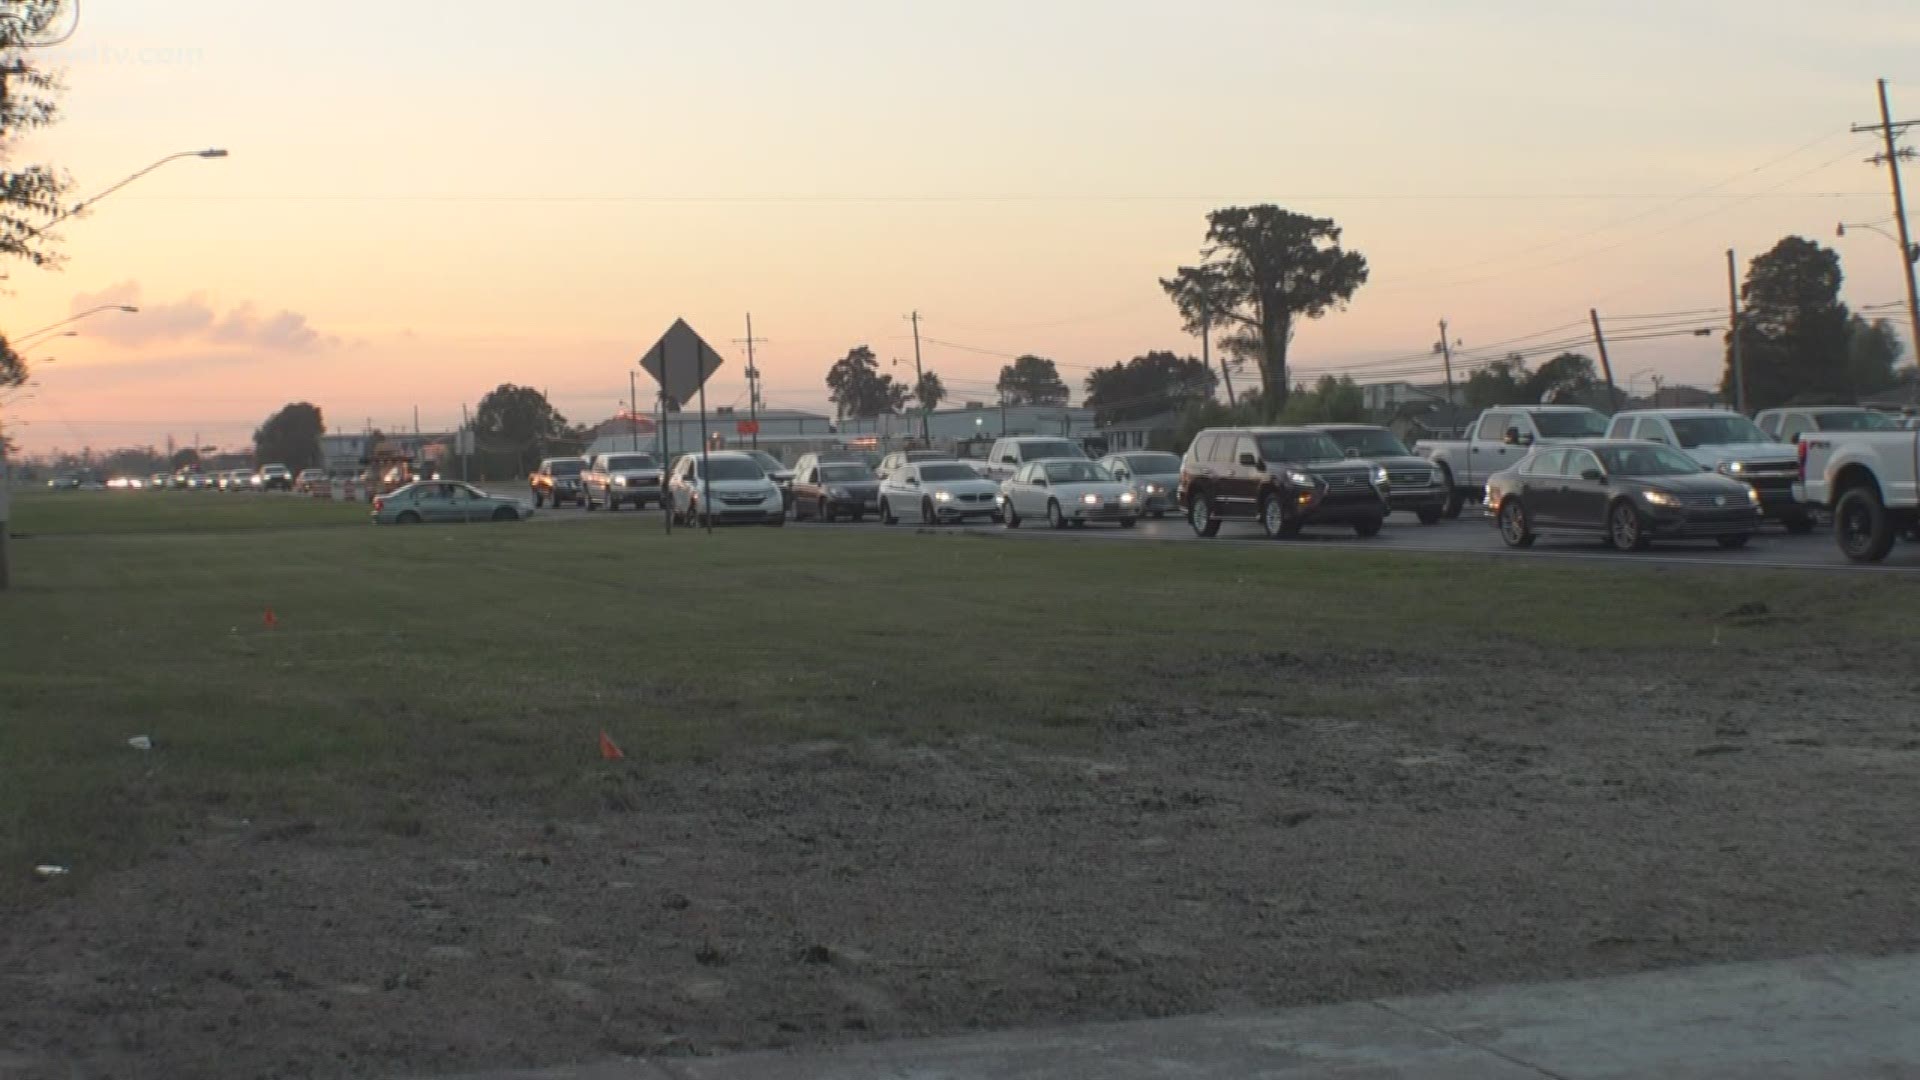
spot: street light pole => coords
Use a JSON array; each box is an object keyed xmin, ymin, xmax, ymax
[
  {"xmin": 1852, "ymin": 80, "xmax": 1920, "ymax": 388},
  {"xmin": 1727, "ymin": 249, "xmax": 1747, "ymax": 414},
  {"xmin": 30, "ymin": 150, "xmax": 229, "ymax": 238}
]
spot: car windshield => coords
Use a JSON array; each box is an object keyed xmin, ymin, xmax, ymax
[
  {"xmin": 1530, "ymin": 410, "xmax": 1609, "ymax": 438},
  {"xmin": 1042, "ymin": 461, "xmax": 1113, "ymax": 483},
  {"xmin": 1018, "ymin": 440, "xmax": 1083, "ymax": 460},
  {"xmin": 605, "ymin": 455, "xmax": 654, "ymax": 470},
  {"xmin": 549, "ymin": 460, "xmax": 584, "ymax": 476},
  {"xmin": 1816, "ymin": 410, "xmax": 1900, "ymax": 431},
  {"xmin": 820, "ymin": 465, "xmax": 874, "ymax": 482},
  {"xmin": 918, "ymin": 463, "xmax": 979, "ymax": 481},
  {"xmin": 1324, "ymin": 429, "xmax": 1410, "ymax": 457},
  {"xmin": 1256, "ymin": 433, "xmax": 1345, "ymax": 462},
  {"xmin": 703, "ymin": 458, "xmax": 765, "ymax": 481},
  {"xmin": 1597, "ymin": 445, "xmax": 1707, "ymax": 476},
  {"xmin": 748, "ymin": 452, "xmax": 786, "ymax": 470},
  {"xmin": 1122, "ymin": 453, "xmax": 1181, "ymax": 475},
  {"xmin": 1666, "ymin": 415, "xmax": 1769, "ymax": 447}
]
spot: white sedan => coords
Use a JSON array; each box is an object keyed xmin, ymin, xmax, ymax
[
  {"xmin": 1000, "ymin": 459, "xmax": 1139, "ymax": 529},
  {"xmin": 877, "ymin": 461, "xmax": 1003, "ymax": 525}
]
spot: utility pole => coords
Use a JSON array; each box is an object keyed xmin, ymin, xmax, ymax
[
  {"xmin": 461, "ymin": 403, "xmax": 470, "ymax": 481},
  {"xmin": 1436, "ymin": 319, "xmax": 1458, "ymax": 406},
  {"xmin": 906, "ymin": 311, "xmax": 929, "ymax": 445},
  {"xmin": 1852, "ymin": 78, "xmax": 1920, "ymax": 385},
  {"xmin": 629, "ymin": 370, "xmax": 640, "ymax": 452},
  {"xmin": 734, "ymin": 314, "xmax": 768, "ymax": 450},
  {"xmin": 1589, "ymin": 309, "xmax": 1620, "ymax": 412},
  {"xmin": 1727, "ymin": 249, "xmax": 1747, "ymax": 414}
]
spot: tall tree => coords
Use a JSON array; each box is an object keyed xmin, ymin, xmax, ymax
[
  {"xmin": 1845, "ymin": 315, "xmax": 1905, "ymax": 398},
  {"xmin": 1083, "ymin": 351, "xmax": 1218, "ymax": 424},
  {"xmin": 1723, "ymin": 237, "xmax": 1854, "ymax": 409},
  {"xmin": 824, "ymin": 345, "xmax": 908, "ymax": 417},
  {"xmin": 1161, "ymin": 206, "xmax": 1369, "ymax": 407},
  {"xmin": 253, "ymin": 402, "xmax": 326, "ymax": 471},
  {"xmin": 1525, "ymin": 352, "xmax": 1601, "ymax": 405},
  {"xmin": 914, "ymin": 370, "xmax": 947, "ymax": 413},
  {"xmin": 0, "ymin": 15, "xmax": 73, "ymax": 389},
  {"xmin": 1464, "ymin": 355, "xmax": 1531, "ymax": 410},
  {"xmin": 169, "ymin": 447, "xmax": 201, "ymax": 471},
  {"xmin": 996, "ymin": 354, "xmax": 1070, "ymax": 407},
  {"xmin": 473, "ymin": 384, "xmax": 567, "ymax": 474}
]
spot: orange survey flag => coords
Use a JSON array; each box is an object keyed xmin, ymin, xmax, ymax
[
  {"xmin": 263, "ymin": 607, "xmax": 278, "ymax": 629},
  {"xmin": 599, "ymin": 732, "xmax": 624, "ymax": 760}
]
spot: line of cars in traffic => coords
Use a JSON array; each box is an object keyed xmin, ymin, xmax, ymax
[
  {"xmin": 55, "ymin": 463, "xmax": 303, "ymax": 492},
  {"xmin": 442, "ymin": 401, "xmax": 1920, "ymax": 563}
]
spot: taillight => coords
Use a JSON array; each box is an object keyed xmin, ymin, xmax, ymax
[
  {"xmin": 373, "ymin": 497, "xmax": 385, "ymax": 511},
  {"xmin": 1796, "ymin": 440, "xmax": 1808, "ymax": 481}
]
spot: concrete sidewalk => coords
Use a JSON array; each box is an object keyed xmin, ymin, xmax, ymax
[{"xmin": 436, "ymin": 952, "xmax": 1920, "ymax": 1079}]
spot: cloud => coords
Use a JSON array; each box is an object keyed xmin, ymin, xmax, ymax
[{"xmin": 67, "ymin": 282, "xmax": 339, "ymax": 353}]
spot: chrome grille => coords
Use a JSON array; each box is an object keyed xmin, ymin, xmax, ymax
[
  {"xmin": 1679, "ymin": 493, "xmax": 1749, "ymax": 509},
  {"xmin": 1321, "ymin": 472, "xmax": 1373, "ymax": 492},
  {"xmin": 1387, "ymin": 468, "xmax": 1433, "ymax": 487}
]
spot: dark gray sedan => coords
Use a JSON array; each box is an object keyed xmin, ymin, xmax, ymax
[{"xmin": 1486, "ymin": 440, "xmax": 1762, "ymax": 551}]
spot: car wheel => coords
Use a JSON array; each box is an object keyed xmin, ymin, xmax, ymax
[
  {"xmin": 1608, "ymin": 500, "xmax": 1650, "ymax": 552},
  {"xmin": 1417, "ymin": 507, "xmax": 1443, "ymax": 526},
  {"xmin": 1353, "ymin": 516, "xmax": 1383, "ymax": 538},
  {"xmin": 492, "ymin": 506, "xmax": 517, "ymax": 522},
  {"xmin": 533, "ymin": 491, "xmax": 545, "ymax": 508},
  {"xmin": 585, "ymin": 493, "xmax": 597, "ymax": 511},
  {"xmin": 766, "ymin": 513, "xmax": 786, "ymax": 528},
  {"xmin": 1119, "ymin": 517, "xmax": 1136, "ymax": 529},
  {"xmin": 1438, "ymin": 465, "xmax": 1463, "ymax": 519},
  {"xmin": 1834, "ymin": 487, "xmax": 1896, "ymax": 563},
  {"xmin": 923, "ymin": 498, "xmax": 937, "ymax": 525},
  {"xmin": 1717, "ymin": 533, "xmax": 1752, "ymax": 549},
  {"xmin": 818, "ymin": 497, "xmax": 832, "ymax": 523},
  {"xmin": 396, "ymin": 510, "xmax": 421, "ymax": 525},
  {"xmin": 1150, "ymin": 509, "xmax": 1165, "ymax": 520},
  {"xmin": 1004, "ymin": 501, "xmax": 1021, "ymax": 528},
  {"xmin": 608, "ymin": 494, "xmax": 620, "ymax": 512},
  {"xmin": 1189, "ymin": 492, "xmax": 1220, "ymax": 538},
  {"xmin": 1497, "ymin": 497, "xmax": 1535, "ymax": 548},
  {"xmin": 1782, "ymin": 512, "xmax": 1816, "ymax": 535},
  {"xmin": 1047, "ymin": 500, "xmax": 1067, "ymax": 529},
  {"xmin": 1258, "ymin": 493, "xmax": 1287, "ymax": 539},
  {"xmin": 880, "ymin": 499, "xmax": 896, "ymax": 526}
]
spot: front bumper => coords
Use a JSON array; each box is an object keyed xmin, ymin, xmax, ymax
[
  {"xmin": 933, "ymin": 504, "xmax": 1002, "ymax": 521},
  {"xmin": 1387, "ymin": 487, "xmax": 1446, "ymax": 512},
  {"xmin": 1067, "ymin": 502, "xmax": 1138, "ymax": 522},
  {"xmin": 1645, "ymin": 506, "xmax": 1763, "ymax": 538},
  {"xmin": 1293, "ymin": 491, "xmax": 1389, "ymax": 526}
]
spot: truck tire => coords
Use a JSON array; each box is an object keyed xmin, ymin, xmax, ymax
[
  {"xmin": 1834, "ymin": 487, "xmax": 1896, "ymax": 563},
  {"xmin": 1353, "ymin": 516, "xmax": 1383, "ymax": 538},
  {"xmin": 533, "ymin": 490, "xmax": 545, "ymax": 509},
  {"xmin": 1258, "ymin": 493, "xmax": 1288, "ymax": 539},
  {"xmin": 1417, "ymin": 506, "xmax": 1443, "ymax": 525},
  {"xmin": 1782, "ymin": 511, "xmax": 1816, "ymax": 535},
  {"xmin": 1438, "ymin": 464, "xmax": 1464, "ymax": 519}
]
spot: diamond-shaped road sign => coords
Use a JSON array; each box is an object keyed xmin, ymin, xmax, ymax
[{"xmin": 639, "ymin": 319, "xmax": 725, "ymax": 407}]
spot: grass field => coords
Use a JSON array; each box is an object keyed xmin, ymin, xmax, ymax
[{"xmin": 2, "ymin": 492, "xmax": 1910, "ymax": 905}]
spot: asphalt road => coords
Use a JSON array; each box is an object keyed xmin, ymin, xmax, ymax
[{"xmin": 482, "ymin": 485, "xmax": 1920, "ymax": 573}]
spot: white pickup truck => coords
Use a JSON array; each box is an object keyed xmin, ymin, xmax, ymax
[
  {"xmin": 1413, "ymin": 406, "xmax": 1611, "ymax": 517},
  {"xmin": 1796, "ymin": 430, "xmax": 1920, "ymax": 562}
]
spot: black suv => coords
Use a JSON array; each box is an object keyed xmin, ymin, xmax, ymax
[{"xmin": 1179, "ymin": 426, "xmax": 1388, "ymax": 538}]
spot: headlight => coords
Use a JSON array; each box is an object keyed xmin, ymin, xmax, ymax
[
  {"xmin": 1079, "ymin": 493, "xmax": 1101, "ymax": 506},
  {"xmin": 1119, "ymin": 492, "xmax": 1136, "ymax": 504},
  {"xmin": 1372, "ymin": 466, "xmax": 1390, "ymax": 486},
  {"xmin": 1143, "ymin": 483, "xmax": 1163, "ymax": 495},
  {"xmin": 613, "ymin": 476, "xmax": 628, "ymax": 486},
  {"xmin": 1746, "ymin": 486, "xmax": 1762, "ymax": 505},
  {"xmin": 827, "ymin": 486, "xmax": 850, "ymax": 498},
  {"xmin": 1285, "ymin": 470, "xmax": 1315, "ymax": 487},
  {"xmin": 1643, "ymin": 490, "xmax": 1682, "ymax": 509},
  {"xmin": 934, "ymin": 490, "xmax": 953, "ymax": 502},
  {"xmin": 1718, "ymin": 461, "xmax": 1745, "ymax": 476}
]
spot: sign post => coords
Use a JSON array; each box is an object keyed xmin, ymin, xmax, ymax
[{"xmin": 639, "ymin": 319, "xmax": 725, "ymax": 536}]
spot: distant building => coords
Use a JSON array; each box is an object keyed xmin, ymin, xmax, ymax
[
  {"xmin": 1361, "ymin": 381, "xmax": 1462, "ymax": 414},
  {"xmin": 1099, "ymin": 409, "xmax": 1181, "ymax": 452}
]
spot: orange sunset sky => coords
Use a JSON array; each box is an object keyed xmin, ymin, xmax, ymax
[{"xmin": 6, "ymin": 0, "xmax": 1920, "ymax": 454}]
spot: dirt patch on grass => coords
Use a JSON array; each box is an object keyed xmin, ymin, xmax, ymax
[{"xmin": 6, "ymin": 648, "xmax": 1920, "ymax": 1078}]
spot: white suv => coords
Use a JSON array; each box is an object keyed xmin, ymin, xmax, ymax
[{"xmin": 981, "ymin": 436, "xmax": 1088, "ymax": 482}]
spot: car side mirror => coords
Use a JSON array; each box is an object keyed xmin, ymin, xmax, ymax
[
  {"xmin": 1238, "ymin": 453, "xmax": 1261, "ymax": 468},
  {"xmin": 1581, "ymin": 469, "xmax": 1606, "ymax": 483},
  {"xmin": 1033, "ymin": 478, "xmax": 1048, "ymax": 488},
  {"xmin": 1503, "ymin": 427, "xmax": 1524, "ymax": 445},
  {"xmin": 1343, "ymin": 447, "xmax": 1360, "ymax": 458}
]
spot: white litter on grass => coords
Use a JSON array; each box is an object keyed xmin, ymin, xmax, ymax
[
  {"xmin": 32, "ymin": 865, "xmax": 68, "ymax": 880},
  {"xmin": 127, "ymin": 736, "xmax": 153, "ymax": 750}
]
